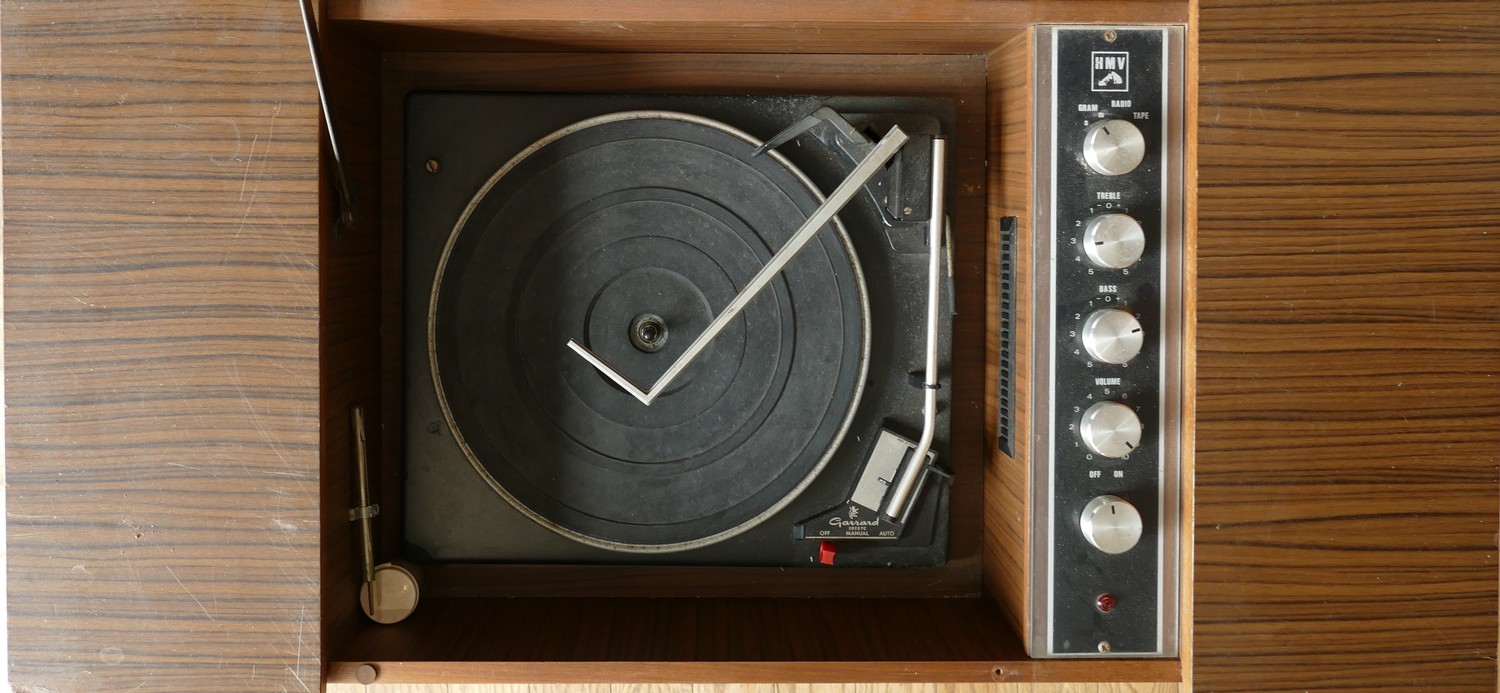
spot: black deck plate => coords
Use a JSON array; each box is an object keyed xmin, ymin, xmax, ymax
[{"xmin": 404, "ymin": 93, "xmax": 955, "ymax": 567}]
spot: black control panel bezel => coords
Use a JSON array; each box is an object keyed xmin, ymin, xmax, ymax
[{"xmin": 1029, "ymin": 25, "xmax": 1182, "ymax": 658}]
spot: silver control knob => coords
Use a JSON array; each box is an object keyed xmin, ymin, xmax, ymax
[
  {"xmin": 1080, "ymin": 495, "xmax": 1143, "ymax": 554},
  {"xmin": 1081, "ymin": 119, "xmax": 1146, "ymax": 176},
  {"xmin": 1081, "ymin": 309, "xmax": 1143, "ymax": 365},
  {"xmin": 1083, "ymin": 214, "xmax": 1146, "ymax": 269},
  {"xmin": 1079, "ymin": 401, "xmax": 1142, "ymax": 459}
]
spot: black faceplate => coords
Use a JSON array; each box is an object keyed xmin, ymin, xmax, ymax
[{"xmin": 1047, "ymin": 28, "xmax": 1168, "ymax": 655}]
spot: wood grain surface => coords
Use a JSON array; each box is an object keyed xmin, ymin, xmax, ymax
[
  {"xmin": 10, "ymin": 0, "xmax": 1499, "ymax": 690},
  {"xmin": 338, "ymin": 598, "xmax": 1026, "ymax": 666},
  {"xmin": 983, "ymin": 29, "xmax": 1038, "ymax": 648},
  {"xmin": 1193, "ymin": 0, "xmax": 1500, "ymax": 690},
  {"xmin": 323, "ymin": 683, "xmax": 1179, "ymax": 693},
  {"xmin": 330, "ymin": 598, "xmax": 1177, "ymax": 684},
  {"xmin": 320, "ymin": 6, "xmax": 385, "ymax": 689},
  {"xmin": 329, "ymin": 1, "xmax": 1186, "ymax": 54},
  {"xmin": 3, "ymin": 0, "xmax": 323, "ymax": 691}
]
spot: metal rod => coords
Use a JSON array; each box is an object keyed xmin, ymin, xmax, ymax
[
  {"xmin": 298, "ymin": 0, "xmax": 356, "ymax": 232},
  {"xmin": 568, "ymin": 126, "xmax": 911, "ymax": 405},
  {"xmin": 351, "ymin": 406, "xmax": 375, "ymax": 585},
  {"xmin": 883, "ymin": 137, "xmax": 947, "ymax": 521}
]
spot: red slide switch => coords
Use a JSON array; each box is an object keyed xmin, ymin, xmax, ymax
[{"xmin": 818, "ymin": 541, "xmax": 837, "ymax": 566}]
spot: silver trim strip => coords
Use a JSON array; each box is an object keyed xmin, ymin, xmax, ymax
[
  {"xmin": 1029, "ymin": 25, "xmax": 1060, "ymax": 657},
  {"xmin": 1159, "ymin": 25, "xmax": 1187, "ymax": 659}
]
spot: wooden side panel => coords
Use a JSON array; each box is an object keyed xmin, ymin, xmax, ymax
[
  {"xmin": 323, "ymin": 683, "xmax": 1180, "ymax": 692},
  {"xmin": 331, "ymin": 597, "xmax": 1179, "ymax": 683},
  {"xmin": 328, "ymin": 0, "xmax": 1187, "ymax": 54},
  {"xmin": 983, "ymin": 30, "xmax": 1036, "ymax": 646},
  {"xmin": 319, "ymin": 0, "xmax": 386, "ymax": 679},
  {"xmin": 2, "ymin": 1, "xmax": 323, "ymax": 691},
  {"xmin": 1194, "ymin": 0, "xmax": 1500, "ymax": 689},
  {"xmin": 1176, "ymin": 8, "xmax": 1199, "ymax": 687}
]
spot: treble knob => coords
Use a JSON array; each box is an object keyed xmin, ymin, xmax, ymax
[{"xmin": 1083, "ymin": 214, "xmax": 1145, "ymax": 269}]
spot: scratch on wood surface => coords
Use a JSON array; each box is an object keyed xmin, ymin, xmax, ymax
[
  {"xmin": 167, "ymin": 461, "xmax": 222, "ymax": 478},
  {"xmin": 232, "ymin": 133, "xmax": 266, "ymax": 249},
  {"xmin": 229, "ymin": 357, "xmax": 294, "ymax": 468},
  {"xmin": 258, "ymin": 468, "xmax": 314, "ymax": 479},
  {"xmin": 273, "ymin": 360, "xmax": 313, "ymax": 387},
  {"xmin": 289, "ymin": 604, "xmax": 313, "ymax": 692},
  {"xmin": 287, "ymin": 665, "xmax": 310, "ymax": 693},
  {"xmin": 229, "ymin": 104, "xmax": 279, "ymax": 261},
  {"xmin": 238, "ymin": 133, "xmax": 259, "ymax": 201},
  {"xmin": 164, "ymin": 566, "xmax": 216, "ymax": 622},
  {"xmin": 216, "ymin": 116, "xmax": 244, "ymax": 166}
]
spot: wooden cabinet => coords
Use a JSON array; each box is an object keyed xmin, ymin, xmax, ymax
[{"xmin": 4, "ymin": 1, "xmax": 1495, "ymax": 691}]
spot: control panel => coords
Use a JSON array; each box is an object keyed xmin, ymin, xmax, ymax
[{"xmin": 1028, "ymin": 25, "xmax": 1183, "ymax": 657}]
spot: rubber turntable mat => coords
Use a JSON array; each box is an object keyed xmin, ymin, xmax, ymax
[{"xmin": 430, "ymin": 112, "xmax": 868, "ymax": 550}]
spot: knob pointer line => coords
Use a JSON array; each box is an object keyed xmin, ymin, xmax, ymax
[{"xmin": 567, "ymin": 126, "xmax": 911, "ymax": 406}]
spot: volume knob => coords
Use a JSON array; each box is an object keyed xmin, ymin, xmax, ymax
[
  {"xmin": 1080, "ymin": 495, "xmax": 1143, "ymax": 554},
  {"xmin": 1081, "ymin": 119, "xmax": 1146, "ymax": 176},
  {"xmin": 1083, "ymin": 214, "xmax": 1146, "ymax": 269},
  {"xmin": 1079, "ymin": 401, "xmax": 1142, "ymax": 459},
  {"xmin": 1081, "ymin": 309, "xmax": 1144, "ymax": 365}
]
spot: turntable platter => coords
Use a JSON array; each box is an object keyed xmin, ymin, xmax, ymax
[{"xmin": 429, "ymin": 111, "xmax": 869, "ymax": 552}]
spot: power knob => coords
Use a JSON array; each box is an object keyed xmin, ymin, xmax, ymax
[
  {"xmin": 1083, "ymin": 214, "xmax": 1145, "ymax": 269},
  {"xmin": 1081, "ymin": 119, "xmax": 1146, "ymax": 175},
  {"xmin": 1080, "ymin": 495, "xmax": 1143, "ymax": 554},
  {"xmin": 1079, "ymin": 401, "xmax": 1142, "ymax": 458},
  {"xmin": 1081, "ymin": 309, "xmax": 1143, "ymax": 365}
]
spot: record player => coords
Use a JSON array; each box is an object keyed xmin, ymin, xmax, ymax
[
  {"xmin": 305, "ymin": 12, "xmax": 1187, "ymax": 677},
  {"xmin": 400, "ymin": 93, "xmax": 959, "ymax": 568}
]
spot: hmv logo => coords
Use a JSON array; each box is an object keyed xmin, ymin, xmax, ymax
[
  {"xmin": 1091, "ymin": 51, "xmax": 1130, "ymax": 92},
  {"xmin": 1094, "ymin": 55, "xmax": 1128, "ymax": 70}
]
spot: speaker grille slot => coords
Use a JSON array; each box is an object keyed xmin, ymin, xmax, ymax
[{"xmin": 998, "ymin": 216, "xmax": 1017, "ymax": 457}]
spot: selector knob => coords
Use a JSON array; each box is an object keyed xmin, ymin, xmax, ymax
[
  {"xmin": 1081, "ymin": 309, "xmax": 1144, "ymax": 365},
  {"xmin": 1080, "ymin": 495, "xmax": 1143, "ymax": 554},
  {"xmin": 1079, "ymin": 401, "xmax": 1142, "ymax": 458},
  {"xmin": 1081, "ymin": 119, "xmax": 1146, "ymax": 176},
  {"xmin": 1083, "ymin": 214, "xmax": 1146, "ymax": 269}
]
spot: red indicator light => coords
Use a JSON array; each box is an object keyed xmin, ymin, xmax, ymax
[{"xmin": 1096, "ymin": 594, "xmax": 1117, "ymax": 613}]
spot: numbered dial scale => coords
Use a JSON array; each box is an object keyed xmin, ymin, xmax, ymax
[{"xmin": 1028, "ymin": 26, "xmax": 1184, "ymax": 657}]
